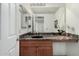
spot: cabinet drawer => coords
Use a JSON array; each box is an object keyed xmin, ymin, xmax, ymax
[{"xmin": 20, "ymin": 40, "xmax": 52, "ymax": 47}]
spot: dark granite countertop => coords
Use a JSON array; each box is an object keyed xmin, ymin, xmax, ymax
[
  {"xmin": 19, "ymin": 36, "xmax": 78, "ymax": 42},
  {"xmin": 18, "ymin": 32, "xmax": 79, "ymax": 42}
]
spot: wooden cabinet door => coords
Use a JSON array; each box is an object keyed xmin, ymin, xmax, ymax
[
  {"xmin": 20, "ymin": 40, "xmax": 53, "ymax": 56},
  {"xmin": 20, "ymin": 47, "xmax": 37, "ymax": 56},
  {"xmin": 37, "ymin": 46, "xmax": 53, "ymax": 56}
]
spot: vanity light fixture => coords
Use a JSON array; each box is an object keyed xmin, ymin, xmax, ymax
[{"xmin": 30, "ymin": 3, "xmax": 46, "ymax": 6}]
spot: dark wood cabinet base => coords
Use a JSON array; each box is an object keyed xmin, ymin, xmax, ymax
[{"xmin": 20, "ymin": 40, "xmax": 53, "ymax": 56}]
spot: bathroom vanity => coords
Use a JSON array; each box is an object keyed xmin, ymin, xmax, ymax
[{"xmin": 19, "ymin": 33, "xmax": 78, "ymax": 56}]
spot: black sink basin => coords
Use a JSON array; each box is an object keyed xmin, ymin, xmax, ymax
[{"xmin": 31, "ymin": 36, "xmax": 43, "ymax": 38}]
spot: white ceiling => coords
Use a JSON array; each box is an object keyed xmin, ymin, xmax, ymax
[{"xmin": 30, "ymin": 3, "xmax": 65, "ymax": 14}]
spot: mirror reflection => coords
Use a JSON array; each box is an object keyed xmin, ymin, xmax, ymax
[
  {"xmin": 18, "ymin": 4, "xmax": 79, "ymax": 51},
  {"xmin": 20, "ymin": 3, "xmax": 66, "ymax": 34}
]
